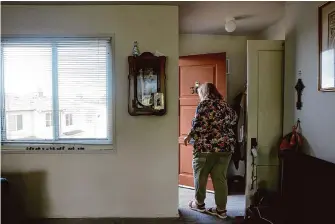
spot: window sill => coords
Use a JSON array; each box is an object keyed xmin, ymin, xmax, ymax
[{"xmin": 1, "ymin": 143, "xmax": 114, "ymax": 154}]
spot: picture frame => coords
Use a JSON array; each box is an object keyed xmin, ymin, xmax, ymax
[
  {"xmin": 318, "ymin": 1, "xmax": 335, "ymax": 91},
  {"xmin": 153, "ymin": 92, "xmax": 164, "ymax": 111}
]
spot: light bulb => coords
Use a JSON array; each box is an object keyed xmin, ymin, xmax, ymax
[{"xmin": 225, "ymin": 19, "xmax": 236, "ymax": 33}]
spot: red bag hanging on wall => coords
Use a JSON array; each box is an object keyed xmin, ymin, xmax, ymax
[{"xmin": 280, "ymin": 119, "xmax": 303, "ymax": 152}]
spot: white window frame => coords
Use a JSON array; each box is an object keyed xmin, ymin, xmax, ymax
[{"xmin": 0, "ymin": 36, "xmax": 116, "ymax": 152}]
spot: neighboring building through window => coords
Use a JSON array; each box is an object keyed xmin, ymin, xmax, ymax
[
  {"xmin": 7, "ymin": 114, "xmax": 23, "ymax": 131},
  {"xmin": 65, "ymin": 114, "xmax": 73, "ymax": 126},
  {"xmin": 1, "ymin": 37, "xmax": 112, "ymax": 144}
]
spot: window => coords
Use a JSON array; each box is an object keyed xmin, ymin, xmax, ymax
[
  {"xmin": 45, "ymin": 112, "xmax": 52, "ymax": 127},
  {"xmin": 65, "ymin": 114, "xmax": 73, "ymax": 126},
  {"xmin": 7, "ymin": 114, "xmax": 23, "ymax": 131},
  {"xmin": 1, "ymin": 38, "xmax": 112, "ymax": 144}
]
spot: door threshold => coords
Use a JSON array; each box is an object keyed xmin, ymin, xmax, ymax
[{"xmin": 178, "ymin": 185, "xmax": 214, "ymax": 194}]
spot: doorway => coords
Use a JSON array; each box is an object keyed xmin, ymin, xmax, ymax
[
  {"xmin": 178, "ymin": 40, "xmax": 284, "ymax": 218},
  {"xmin": 177, "ymin": 53, "xmax": 246, "ymax": 217}
]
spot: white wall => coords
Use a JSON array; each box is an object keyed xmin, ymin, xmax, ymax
[
  {"xmin": 257, "ymin": 2, "xmax": 335, "ymax": 164},
  {"xmin": 257, "ymin": 18, "xmax": 285, "ymax": 40},
  {"xmin": 1, "ymin": 5, "xmax": 179, "ymax": 218},
  {"xmin": 34, "ymin": 111, "xmax": 53, "ymax": 139},
  {"xmin": 179, "ymin": 34, "xmax": 247, "ymax": 102},
  {"xmin": 284, "ymin": 2, "xmax": 335, "ymax": 163}
]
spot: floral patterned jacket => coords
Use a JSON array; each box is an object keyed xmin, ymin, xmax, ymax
[{"xmin": 189, "ymin": 98, "xmax": 238, "ymax": 153}]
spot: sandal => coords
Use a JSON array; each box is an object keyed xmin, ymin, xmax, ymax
[
  {"xmin": 206, "ymin": 207, "xmax": 228, "ymax": 219},
  {"xmin": 188, "ymin": 200, "xmax": 206, "ymax": 213}
]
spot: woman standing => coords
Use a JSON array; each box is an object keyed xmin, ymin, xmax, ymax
[{"xmin": 184, "ymin": 82, "xmax": 238, "ymax": 219}]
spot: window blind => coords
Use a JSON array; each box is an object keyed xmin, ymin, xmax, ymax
[{"xmin": 1, "ymin": 38, "xmax": 112, "ymax": 143}]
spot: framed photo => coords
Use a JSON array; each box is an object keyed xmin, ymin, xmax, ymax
[
  {"xmin": 319, "ymin": 2, "xmax": 335, "ymax": 91},
  {"xmin": 153, "ymin": 93, "xmax": 164, "ymax": 110}
]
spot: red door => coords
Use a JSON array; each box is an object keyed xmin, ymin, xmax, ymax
[{"xmin": 178, "ymin": 53, "xmax": 227, "ymax": 191}]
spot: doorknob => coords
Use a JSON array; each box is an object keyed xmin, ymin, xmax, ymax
[{"xmin": 190, "ymin": 81, "xmax": 200, "ymax": 94}]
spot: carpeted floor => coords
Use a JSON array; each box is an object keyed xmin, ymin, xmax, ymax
[
  {"xmin": 178, "ymin": 187, "xmax": 246, "ymax": 218},
  {"xmin": 179, "ymin": 208, "xmax": 245, "ymax": 224},
  {"xmin": 178, "ymin": 187, "xmax": 245, "ymax": 223}
]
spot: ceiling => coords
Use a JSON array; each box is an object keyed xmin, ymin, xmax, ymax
[
  {"xmin": 179, "ymin": 1, "xmax": 285, "ymax": 35},
  {"xmin": 2, "ymin": 1, "xmax": 285, "ymax": 36}
]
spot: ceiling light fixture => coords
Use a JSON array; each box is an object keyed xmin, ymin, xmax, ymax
[{"xmin": 225, "ymin": 17, "xmax": 237, "ymax": 33}]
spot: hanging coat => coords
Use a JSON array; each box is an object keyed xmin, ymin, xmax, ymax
[{"xmin": 231, "ymin": 91, "xmax": 247, "ymax": 169}]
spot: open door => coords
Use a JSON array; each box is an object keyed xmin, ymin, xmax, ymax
[
  {"xmin": 178, "ymin": 53, "xmax": 227, "ymax": 191},
  {"xmin": 245, "ymin": 40, "xmax": 284, "ymax": 209}
]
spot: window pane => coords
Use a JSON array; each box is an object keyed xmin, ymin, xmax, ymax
[
  {"xmin": 3, "ymin": 44, "xmax": 53, "ymax": 140},
  {"xmin": 57, "ymin": 41, "xmax": 108, "ymax": 139},
  {"xmin": 1, "ymin": 38, "xmax": 111, "ymax": 143}
]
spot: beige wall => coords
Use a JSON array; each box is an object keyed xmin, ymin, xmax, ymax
[
  {"xmin": 284, "ymin": 1, "xmax": 335, "ymax": 163},
  {"xmin": 1, "ymin": 5, "xmax": 179, "ymax": 218},
  {"xmin": 179, "ymin": 34, "xmax": 248, "ymax": 102}
]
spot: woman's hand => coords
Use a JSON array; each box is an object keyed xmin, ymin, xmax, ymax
[{"xmin": 184, "ymin": 135, "xmax": 191, "ymax": 146}]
